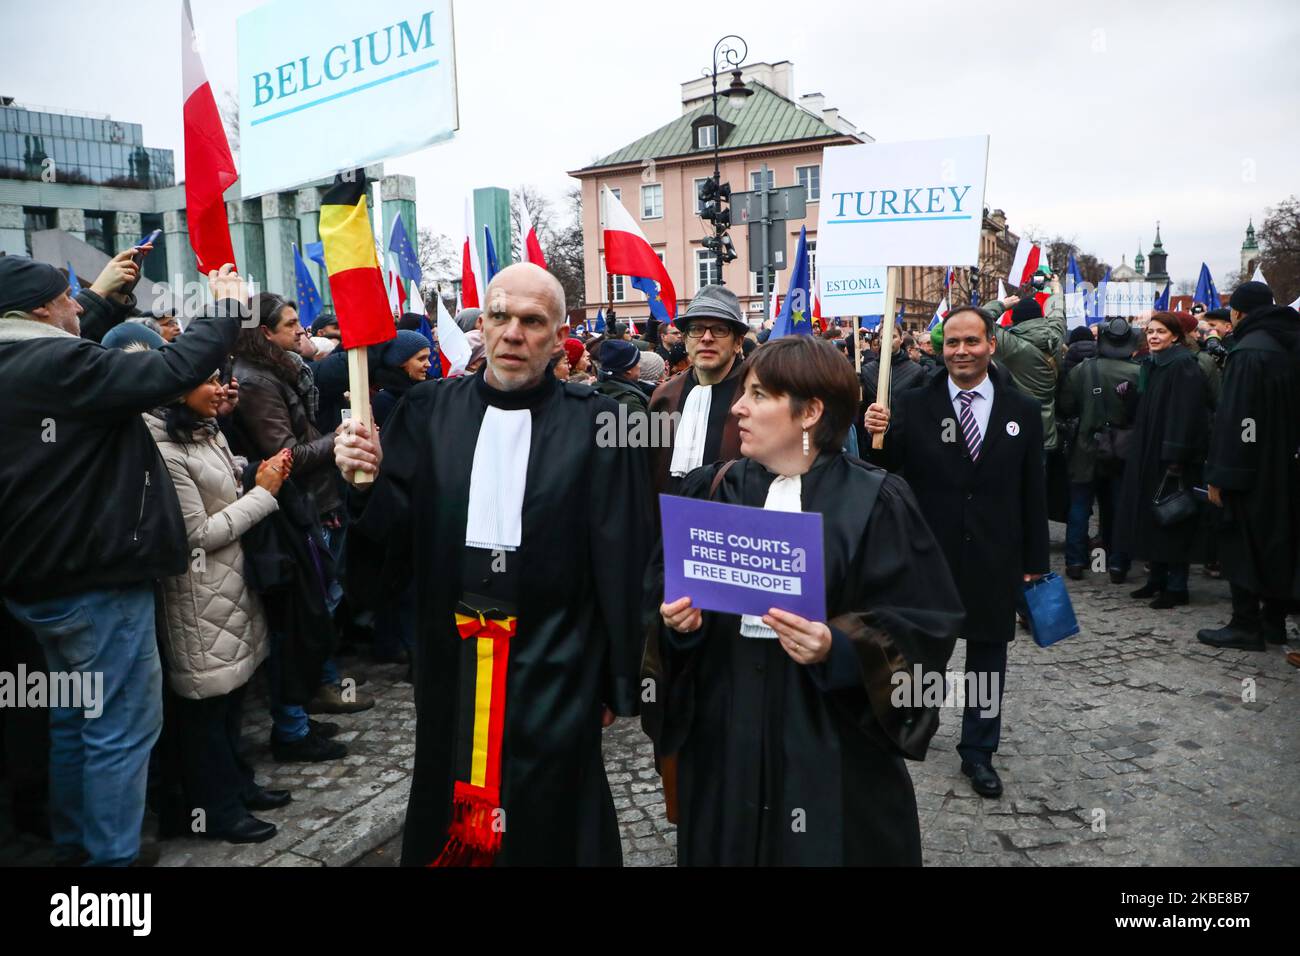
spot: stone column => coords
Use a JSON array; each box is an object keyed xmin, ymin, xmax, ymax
[
  {"xmin": 162, "ymin": 208, "xmax": 200, "ymax": 291},
  {"xmin": 295, "ymin": 187, "xmax": 329, "ymax": 309},
  {"xmin": 112, "ymin": 211, "xmax": 143, "ymax": 254},
  {"xmin": 261, "ymin": 192, "xmax": 298, "ymax": 298},
  {"xmin": 227, "ymin": 198, "xmax": 265, "ymax": 286},
  {"xmin": 56, "ymin": 208, "xmax": 86, "ymax": 243},
  {"xmin": 0, "ymin": 204, "xmax": 26, "ymax": 256}
]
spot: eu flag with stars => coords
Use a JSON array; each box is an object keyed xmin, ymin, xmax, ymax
[
  {"xmin": 388, "ymin": 215, "xmax": 422, "ymax": 285},
  {"xmin": 1154, "ymin": 282, "xmax": 1170, "ymax": 310},
  {"xmin": 1066, "ymin": 253, "xmax": 1083, "ymax": 295},
  {"xmin": 293, "ymin": 244, "xmax": 323, "ymax": 329},
  {"xmin": 629, "ymin": 276, "xmax": 670, "ymax": 324},
  {"xmin": 1193, "ymin": 262, "xmax": 1219, "ymax": 309},
  {"xmin": 770, "ymin": 227, "xmax": 812, "ymax": 340},
  {"xmin": 594, "ymin": 308, "xmax": 606, "ymax": 333}
]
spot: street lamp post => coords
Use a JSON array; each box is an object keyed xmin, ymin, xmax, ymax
[{"xmin": 700, "ymin": 35, "xmax": 751, "ymax": 287}]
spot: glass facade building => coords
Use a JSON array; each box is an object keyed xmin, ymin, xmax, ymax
[{"xmin": 0, "ymin": 104, "xmax": 175, "ymax": 189}]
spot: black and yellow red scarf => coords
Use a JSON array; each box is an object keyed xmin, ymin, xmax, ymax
[{"xmin": 430, "ymin": 599, "xmax": 517, "ymax": 867}]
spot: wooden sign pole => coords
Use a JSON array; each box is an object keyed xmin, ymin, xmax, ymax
[
  {"xmin": 347, "ymin": 346, "xmax": 375, "ymax": 486},
  {"xmin": 852, "ymin": 315, "xmax": 862, "ymax": 375},
  {"xmin": 870, "ymin": 266, "xmax": 900, "ymax": 450}
]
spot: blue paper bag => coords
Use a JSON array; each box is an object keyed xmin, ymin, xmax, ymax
[{"xmin": 1019, "ymin": 573, "xmax": 1080, "ymax": 647}]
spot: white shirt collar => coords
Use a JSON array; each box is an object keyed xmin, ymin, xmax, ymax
[{"xmin": 947, "ymin": 373, "xmax": 994, "ymax": 404}]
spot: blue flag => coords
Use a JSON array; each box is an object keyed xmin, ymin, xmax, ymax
[
  {"xmin": 484, "ymin": 226, "xmax": 500, "ymax": 286},
  {"xmin": 770, "ymin": 227, "xmax": 812, "ymax": 340},
  {"xmin": 1193, "ymin": 262, "xmax": 1219, "ymax": 308},
  {"xmin": 66, "ymin": 261, "xmax": 82, "ymax": 297},
  {"xmin": 293, "ymin": 244, "xmax": 323, "ymax": 329},
  {"xmin": 1066, "ymin": 253, "xmax": 1083, "ymax": 295},
  {"xmin": 863, "ymin": 300, "xmax": 905, "ymax": 332},
  {"xmin": 388, "ymin": 215, "xmax": 422, "ymax": 284},
  {"xmin": 1154, "ymin": 282, "xmax": 1170, "ymax": 310},
  {"xmin": 594, "ymin": 308, "xmax": 606, "ymax": 334},
  {"xmin": 305, "ymin": 241, "xmax": 326, "ymax": 269},
  {"xmin": 629, "ymin": 276, "xmax": 670, "ymax": 324}
]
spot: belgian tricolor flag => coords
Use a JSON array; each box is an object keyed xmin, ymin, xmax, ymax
[{"xmin": 319, "ymin": 171, "xmax": 396, "ymax": 350}]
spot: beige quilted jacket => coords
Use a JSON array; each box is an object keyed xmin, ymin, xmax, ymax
[{"xmin": 146, "ymin": 413, "xmax": 277, "ymax": 699}]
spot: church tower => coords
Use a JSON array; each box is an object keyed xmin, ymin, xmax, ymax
[
  {"xmin": 1135, "ymin": 239, "xmax": 1145, "ymax": 277},
  {"xmin": 1146, "ymin": 222, "xmax": 1169, "ymax": 284},
  {"xmin": 1241, "ymin": 220, "xmax": 1260, "ymax": 276}
]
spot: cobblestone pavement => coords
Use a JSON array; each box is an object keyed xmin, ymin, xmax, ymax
[{"xmin": 4, "ymin": 523, "xmax": 1296, "ymax": 867}]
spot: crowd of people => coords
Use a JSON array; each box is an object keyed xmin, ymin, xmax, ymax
[{"xmin": 0, "ymin": 242, "xmax": 1297, "ymax": 867}]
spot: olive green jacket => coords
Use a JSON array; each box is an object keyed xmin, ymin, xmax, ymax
[{"xmin": 979, "ymin": 295, "xmax": 1068, "ymax": 450}]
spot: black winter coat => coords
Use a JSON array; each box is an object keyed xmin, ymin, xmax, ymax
[
  {"xmin": 238, "ymin": 470, "xmax": 336, "ymax": 705},
  {"xmin": 1205, "ymin": 306, "xmax": 1300, "ymax": 598},
  {"xmin": 0, "ymin": 302, "xmax": 241, "ymax": 601},
  {"xmin": 1114, "ymin": 345, "xmax": 1212, "ymax": 564},
  {"xmin": 868, "ymin": 371, "xmax": 1050, "ymax": 643}
]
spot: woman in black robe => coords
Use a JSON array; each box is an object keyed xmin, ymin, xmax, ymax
[
  {"xmin": 651, "ymin": 336, "xmax": 964, "ymax": 866},
  {"xmin": 1116, "ymin": 312, "xmax": 1213, "ymax": 608}
]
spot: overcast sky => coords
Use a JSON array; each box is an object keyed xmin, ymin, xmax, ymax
[{"xmin": 4, "ymin": 0, "xmax": 1297, "ymax": 288}]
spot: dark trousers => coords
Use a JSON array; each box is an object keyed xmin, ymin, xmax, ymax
[
  {"xmin": 1230, "ymin": 582, "xmax": 1288, "ymax": 640},
  {"xmin": 172, "ymin": 683, "xmax": 255, "ymax": 832},
  {"xmin": 957, "ymin": 640, "xmax": 1008, "ymax": 766},
  {"xmin": 0, "ymin": 607, "xmax": 49, "ymax": 834},
  {"xmin": 1148, "ymin": 562, "xmax": 1189, "ymax": 594},
  {"xmin": 1065, "ymin": 477, "xmax": 1125, "ymax": 570}
]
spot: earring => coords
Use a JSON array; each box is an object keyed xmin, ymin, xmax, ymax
[{"xmin": 802, "ymin": 427, "xmax": 810, "ymax": 457}]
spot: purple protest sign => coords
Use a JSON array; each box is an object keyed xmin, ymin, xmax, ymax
[{"xmin": 659, "ymin": 493, "xmax": 826, "ymax": 622}]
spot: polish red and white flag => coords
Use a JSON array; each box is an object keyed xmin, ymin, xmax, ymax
[{"xmin": 181, "ymin": 0, "xmax": 237, "ymax": 274}]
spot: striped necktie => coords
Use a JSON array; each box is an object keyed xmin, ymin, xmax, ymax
[{"xmin": 958, "ymin": 390, "xmax": 982, "ymax": 462}]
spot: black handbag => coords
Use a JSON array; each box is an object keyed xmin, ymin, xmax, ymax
[{"xmin": 1151, "ymin": 470, "xmax": 1197, "ymax": 527}]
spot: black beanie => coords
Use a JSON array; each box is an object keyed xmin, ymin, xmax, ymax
[
  {"xmin": 1011, "ymin": 297, "xmax": 1043, "ymax": 324},
  {"xmin": 1228, "ymin": 281, "xmax": 1273, "ymax": 315},
  {"xmin": 1068, "ymin": 326, "xmax": 1092, "ymax": 345},
  {"xmin": 0, "ymin": 256, "xmax": 70, "ymax": 314}
]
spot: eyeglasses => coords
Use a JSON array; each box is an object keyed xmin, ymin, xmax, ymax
[{"xmin": 685, "ymin": 323, "xmax": 736, "ymax": 340}]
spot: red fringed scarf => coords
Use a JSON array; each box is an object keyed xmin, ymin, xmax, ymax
[{"xmin": 430, "ymin": 606, "xmax": 517, "ymax": 867}]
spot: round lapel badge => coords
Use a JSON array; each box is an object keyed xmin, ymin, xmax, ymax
[{"xmin": 1006, "ymin": 421, "xmax": 1020, "ymax": 437}]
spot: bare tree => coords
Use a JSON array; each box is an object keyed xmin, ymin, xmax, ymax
[
  {"xmin": 416, "ymin": 227, "xmax": 458, "ymax": 294},
  {"xmin": 1257, "ymin": 195, "xmax": 1300, "ymax": 305}
]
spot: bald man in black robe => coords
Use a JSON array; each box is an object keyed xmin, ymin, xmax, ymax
[{"xmin": 336, "ymin": 264, "xmax": 651, "ymax": 865}]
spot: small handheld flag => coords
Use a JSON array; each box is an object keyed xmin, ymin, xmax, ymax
[
  {"xmin": 318, "ymin": 170, "xmax": 395, "ymax": 350},
  {"xmin": 292, "ymin": 244, "xmax": 323, "ymax": 329},
  {"xmin": 770, "ymin": 227, "xmax": 812, "ymax": 340},
  {"xmin": 387, "ymin": 215, "xmax": 422, "ymax": 285},
  {"xmin": 66, "ymin": 261, "xmax": 82, "ymax": 297},
  {"xmin": 1193, "ymin": 262, "xmax": 1220, "ymax": 309},
  {"xmin": 484, "ymin": 226, "xmax": 500, "ymax": 287}
]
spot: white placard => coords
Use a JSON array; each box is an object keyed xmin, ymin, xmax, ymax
[
  {"xmin": 818, "ymin": 266, "xmax": 889, "ymax": 317},
  {"xmin": 815, "ymin": 136, "xmax": 989, "ymax": 316},
  {"xmin": 237, "ymin": 0, "xmax": 459, "ymax": 196}
]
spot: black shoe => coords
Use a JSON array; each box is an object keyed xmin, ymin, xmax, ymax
[
  {"xmin": 961, "ymin": 761, "xmax": 1003, "ymax": 798},
  {"xmin": 1197, "ymin": 625, "xmax": 1265, "ymax": 651},
  {"xmin": 1130, "ymin": 582, "xmax": 1161, "ymax": 598},
  {"xmin": 270, "ymin": 730, "xmax": 347, "ymax": 763},
  {"xmin": 244, "ymin": 788, "xmax": 293, "ymax": 811},
  {"xmin": 1150, "ymin": 591, "xmax": 1189, "ymax": 609},
  {"xmin": 308, "ymin": 718, "xmax": 341, "ymax": 739},
  {"xmin": 203, "ymin": 815, "xmax": 277, "ymax": 845},
  {"xmin": 1065, "ymin": 565, "xmax": 1084, "ymax": 580},
  {"xmin": 1109, "ymin": 569, "xmax": 1128, "ymax": 584},
  {"xmin": 1262, "ymin": 622, "xmax": 1287, "ymax": 645}
]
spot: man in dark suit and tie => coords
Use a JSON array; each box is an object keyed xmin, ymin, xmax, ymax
[{"xmin": 864, "ymin": 306, "xmax": 1050, "ymax": 798}]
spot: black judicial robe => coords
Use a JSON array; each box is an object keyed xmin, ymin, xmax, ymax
[
  {"xmin": 345, "ymin": 370, "xmax": 652, "ymax": 866},
  {"xmin": 649, "ymin": 453, "xmax": 964, "ymax": 865},
  {"xmin": 1205, "ymin": 306, "xmax": 1300, "ymax": 599},
  {"xmin": 1114, "ymin": 345, "xmax": 1212, "ymax": 565}
]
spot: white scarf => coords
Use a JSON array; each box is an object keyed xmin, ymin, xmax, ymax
[
  {"xmin": 740, "ymin": 474, "xmax": 803, "ymax": 639},
  {"xmin": 464, "ymin": 406, "xmax": 532, "ymax": 552},
  {"xmin": 669, "ymin": 382, "xmax": 712, "ymax": 477}
]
